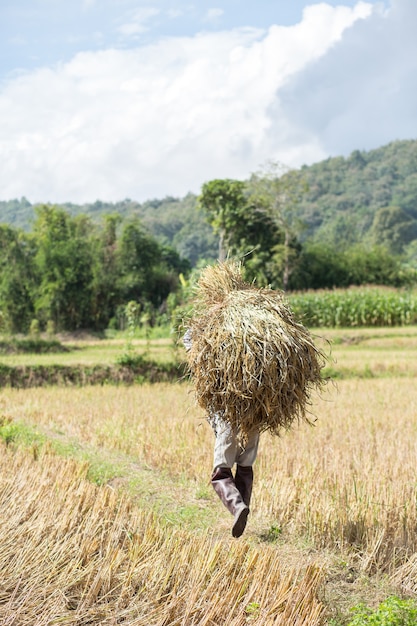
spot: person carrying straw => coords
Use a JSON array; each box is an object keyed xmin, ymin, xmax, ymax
[{"xmin": 183, "ymin": 261, "xmax": 326, "ymax": 538}]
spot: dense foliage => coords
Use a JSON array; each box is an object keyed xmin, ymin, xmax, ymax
[
  {"xmin": 3, "ymin": 139, "xmax": 417, "ymax": 264},
  {"xmin": 292, "ymin": 141, "xmax": 417, "ymax": 261},
  {"xmin": 2, "ymin": 139, "xmax": 417, "ymax": 332},
  {"xmin": 347, "ymin": 596, "xmax": 417, "ymax": 626},
  {"xmin": 0, "ymin": 206, "xmax": 189, "ymax": 333}
]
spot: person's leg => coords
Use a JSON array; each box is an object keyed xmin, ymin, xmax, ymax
[
  {"xmin": 236, "ymin": 429, "xmax": 260, "ymax": 467},
  {"xmin": 211, "ymin": 414, "xmax": 240, "ymax": 469},
  {"xmin": 234, "ymin": 465, "xmax": 253, "ymax": 507},
  {"xmin": 234, "ymin": 429, "xmax": 259, "ymax": 507},
  {"xmin": 209, "ymin": 414, "xmax": 249, "ymax": 538},
  {"xmin": 211, "ymin": 467, "xmax": 249, "ymax": 538}
]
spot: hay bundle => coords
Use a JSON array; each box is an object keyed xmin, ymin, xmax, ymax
[{"xmin": 184, "ymin": 261, "xmax": 327, "ymax": 439}]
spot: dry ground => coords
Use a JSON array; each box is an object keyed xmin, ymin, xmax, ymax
[{"xmin": 1, "ymin": 327, "xmax": 417, "ymax": 624}]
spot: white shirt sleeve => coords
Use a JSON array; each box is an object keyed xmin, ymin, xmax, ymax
[{"xmin": 183, "ymin": 328, "xmax": 193, "ymax": 351}]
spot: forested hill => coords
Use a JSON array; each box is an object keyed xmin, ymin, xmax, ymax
[
  {"xmin": 2, "ymin": 138, "xmax": 417, "ymax": 263},
  {"xmin": 295, "ymin": 139, "xmax": 417, "ymax": 250}
]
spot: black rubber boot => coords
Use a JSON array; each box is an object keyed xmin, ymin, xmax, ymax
[
  {"xmin": 211, "ymin": 467, "xmax": 249, "ymax": 538},
  {"xmin": 234, "ymin": 465, "xmax": 253, "ymax": 507}
]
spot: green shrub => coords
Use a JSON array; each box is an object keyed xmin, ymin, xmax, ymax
[
  {"xmin": 347, "ymin": 596, "xmax": 417, "ymax": 626},
  {"xmin": 29, "ymin": 319, "xmax": 40, "ymax": 338},
  {"xmin": 116, "ymin": 352, "xmax": 146, "ymax": 368},
  {"xmin": 0, "ymin": 338, "xmax": 68, "ymax": 354}
]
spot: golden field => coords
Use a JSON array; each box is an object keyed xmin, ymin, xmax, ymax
[{"xmin": 1, "ymin": 327, "xmax": 417, "ymax": 624}]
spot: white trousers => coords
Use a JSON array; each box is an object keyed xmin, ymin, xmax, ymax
[{"xmin": 210, "ymin": 413, "xmax": 260, "ymax": 470}]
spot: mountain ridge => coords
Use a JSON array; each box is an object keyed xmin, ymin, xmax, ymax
[{"xmin": 1, "ymin": 138, "xmax": 417, "ymax": 264}]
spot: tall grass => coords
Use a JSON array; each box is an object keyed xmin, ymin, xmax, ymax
[
  {"xmin": 288, "ymin": 287, "xmax": 417, "ymax": 328},
  {"xmin": 257, "ymin": 378, "xmax": 417, "ymax": 572}
]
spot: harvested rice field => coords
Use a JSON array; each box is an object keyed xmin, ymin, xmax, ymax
[{"xmin": 1, "ymin": 326, "xmax": 417, "ymax": 624}]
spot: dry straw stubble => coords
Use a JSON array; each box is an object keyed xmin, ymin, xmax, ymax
[
  {"xmin": 0, "ymin": 442, "xmax": 325, "ymax": 625},
  {"xmin": 185, "ymin": 262, "xmax": 327, "ymax": 439}
]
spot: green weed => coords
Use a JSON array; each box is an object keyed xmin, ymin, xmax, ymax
[
  {"xmin": 245, "ymin": 601, "xmax": 261, "ymax": 619},
  {"xmin": 260, "ymin": 523, "xmax": 283, "ymax": 543},
  {"xmin": 347, "ymin": 596, "xmax": 417, "ymax": 626},
  {"xmin": 0, "ymin": 415, "xmax": 44, "ymax": 447}
]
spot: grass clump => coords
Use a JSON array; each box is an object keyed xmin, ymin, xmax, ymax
[
  {"xmin": 0, "ymin": 337, "xmax": 69, "ymax": 354},
  {"xmin": 0, "ymin": 414, "xmax": 44, "ymax": 447}
]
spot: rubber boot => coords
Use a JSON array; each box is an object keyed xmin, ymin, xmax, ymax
[
  {"xmin": 211, "ymin": 467, "xmax": 249, "ymax": 538},
  {"xmin": 235, "ymin": 465, "xmax": 253, "ymax": 507}
]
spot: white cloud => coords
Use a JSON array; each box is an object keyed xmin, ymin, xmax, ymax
[
  {"xmin": 273, "ymin": 0, "xmax": 417, "ymax": 159},
  {"xmin": 118, "ymin": 7, "xmax": 160, "ymax": 37},
  {"xmin": 0, "ymin": 1, "xmax": 408, "ymax": 205},
  {"xmin": 204, "ymin": 8, "xmax": 225, "ymax": 22}
]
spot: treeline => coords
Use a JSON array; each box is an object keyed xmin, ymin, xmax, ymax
[
  {"xmin": 3, "ymin": 139, "xmax": 417, "ymax": 334},
  {"xmin": 197, "ymin": 176, "xmax": 417, "ymax": 292},
  {"xmin": 0, "ymin": 205, "xmax": 189, "ymax": 334},
  {"xmin": 2, "ymin": 194, "xmax": 417, "ymax": 335},
  {"xmin": 3, "ymin": 139, "xmax": 417, "ymax": 266}
]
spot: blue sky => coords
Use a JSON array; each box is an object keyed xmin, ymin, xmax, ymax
[
  {"xmin": 1, "ymin": 0, "xmax": 381, "ymax": 77},
  {"xmin": 1, "ymin": 0, "xmax": 415, "ymax": 204}
]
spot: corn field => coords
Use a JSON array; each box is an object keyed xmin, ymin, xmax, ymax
[{"xmin": 288, "ymin": 287, "xmax": 417, "ymax": 328}]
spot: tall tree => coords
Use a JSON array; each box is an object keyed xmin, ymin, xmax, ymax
[
  {"xmin": 117, "ymin": 217, "xmax": 161, "ymax": 305},
  {"xmin": 198, "ymin": 177, "xmax": 288, "ymax": 285},
  {"xmin": 247, "ymin": 162, "xmax": 306, "ymax": 290},
  {"xmin": 370, "ymin": 206, "xmax": 417, "ymax": 254},
  {"xmin": 90, "ymin": 213, "xmax": 122, "ymax": 329},
  {"xmin": 0, "ymin": 224, "xmax": 37, "ymax": 332},
  {"xmin": 198, "ymin": 179, "xmax": 248, "ymax": 261},
  {"xmin": 33, "ymin": 205, "xmax": 94, "ymax": 330}
]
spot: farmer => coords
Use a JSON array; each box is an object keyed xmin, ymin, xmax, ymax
[
  {"xmin": 182, "ymin": 261, "xmax": 326, "ymax": 540},
  {"xmin": 184, "ymin": 328, "xmax": 258, "ymax": 538}
]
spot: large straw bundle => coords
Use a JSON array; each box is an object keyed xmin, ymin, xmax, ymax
[{"xmin": 184, "ymin": 261, "xmax": 327, "ymax": 440}]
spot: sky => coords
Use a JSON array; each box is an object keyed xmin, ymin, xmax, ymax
[{"xmin": 1, "ymin": 0, "xmax": 415, "ymax": 205}]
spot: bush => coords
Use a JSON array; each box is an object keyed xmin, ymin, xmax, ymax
[
  {"xmin": 29, "ymin": 319, "xmax": 40, "ymax": 338},
  {"xmin": 0, "ymin": 338, "xmax": 68, "ymax": 354},
  {"xmin": 347, "ymin": 596, "xmax": 417, "ymax": 625}
]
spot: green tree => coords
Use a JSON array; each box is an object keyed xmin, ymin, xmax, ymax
[
  {"xmin": 344, "ymin": 244, "xmax": 406, "ymax": 286},
  {"xmin": 33, "ymin": 205, "xmax": 94, "ymax": 330},
  {"xmin": 90, "ymin": 213, "xmax": 122, "ymax": 330},
  {"xmin": 198, "ymin": 179, "xmax": 248, "ymax": 261},
  {"xmin": 117, "ymin": 217, "xmax": 162, "ymax": 305},
  {"xmin": 198, "ymin": 178, "xmax": 286, "ymax": 286},
  {"xmin": 289, "ymin": 242, "xmax": 347, "ymax": 290},
  {"xmin": 0, "ymin": 224, "xmax": 37, "ymax": 332},
  {"xmin": 290, "ymin": 242, "xmax": 408, "ymax": 290},
  {"xmin": 247, "ymin": 162, "xmax": 306, "ymax": 290},
  {"xmin": 370, "ymin": 206, "xmax": 417, "ymax": 254},
  {"xmin": 117, "ymin": 218, "xmax": 189, "ymax": 319}
]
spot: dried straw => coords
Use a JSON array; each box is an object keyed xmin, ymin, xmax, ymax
[{"xmin": 184, "ymin": 261, "xmax": 327, "ymax": 440}]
